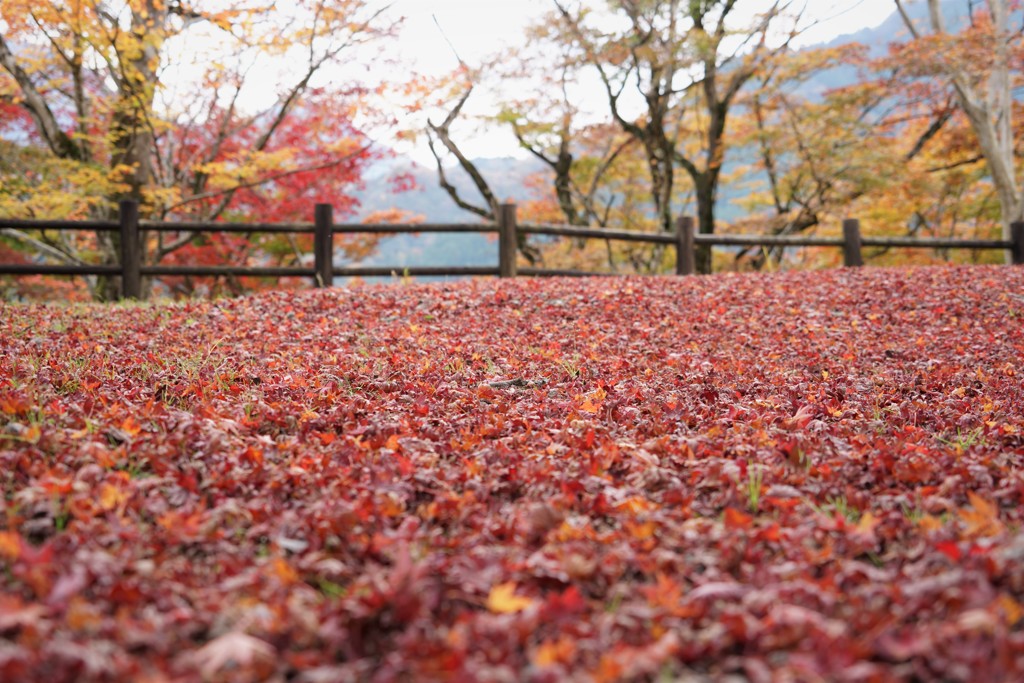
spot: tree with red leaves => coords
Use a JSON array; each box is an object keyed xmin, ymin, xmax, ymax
[{"xmin": 0, "ymin": 0, "xmax": 399, "ymax": 299}]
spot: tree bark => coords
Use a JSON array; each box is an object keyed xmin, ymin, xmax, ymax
[{"xmin": 896, "ymin": 0, "xmax": 1022, "ymax": 260}]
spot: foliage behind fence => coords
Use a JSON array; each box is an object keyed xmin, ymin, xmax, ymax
[{"xmin": 2, "ymin": 201, "xmax": 1022, "ymax": 300}]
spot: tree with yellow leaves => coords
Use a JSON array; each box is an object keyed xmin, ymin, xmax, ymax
[{"xmin": 1, "ymin": 0, "xmax": 398, "ymax": 299}]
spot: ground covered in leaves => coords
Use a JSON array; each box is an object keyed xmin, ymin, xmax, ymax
[{"xmin": 2, "ymin": 266, "xmax": 1024, "ymax": 682}]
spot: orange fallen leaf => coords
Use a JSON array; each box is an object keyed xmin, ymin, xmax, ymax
[
  {"xmin": 271, "ymin": 557, "xmax": 299, "ymax": 584},
  {"xmin": 724, "ymin": 507, "xmax": 753, "ymax": 530},
  {"xmin": 0, "ymin": 531, "xmax": 21, "ymax": 560},
  {"xmin": 958, "ymin": 491, "xmax": 1003, "ymax": 538},
  {"xmin": 579, "ymin": 388, "xmax": 606, "ymax": 414},
  {"xmin": 486, "ymin": 582, "xmax": 536, "ymax": 613},
  {"xmin": 533, "ymin": 636, "xmax": 576, "ymax": 667},
  {"xmin": 120, "ymin": 416, "xmax": 142, "ymax": 437},
  {"xmin": 853, "ymin": 511, "xmax": 880, "ymax": 537},
  {"xmin": 99, "ymin": 483, "xmax": 127, "ymax": 511},
  {"xmin": 995, "ymin": 593, "xmax": 1023, "ymax": 626}
]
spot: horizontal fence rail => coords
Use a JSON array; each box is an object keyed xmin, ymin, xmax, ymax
[{"xmin": 2, "ymin": 201, "xmax": 1022, "ymax": 299}]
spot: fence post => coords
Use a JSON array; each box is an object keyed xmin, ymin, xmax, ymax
[
  {"xmin": 675, "ymin": 215, "xmax": 695, "ymax": 276},
  {"xmin": 119, "ymin": 199, "xmax": 141, "ymax": 299},
  {"xmin": 1011, "ymin": 221, "xmax": 1024, "ymax": 265},
  {"xmin": 842, "ymin": 218, "xmax": 864, "ymax": 267},
  {"xmin": 498, "ymin": 202, "xmax": 518, "ymax": 278},
  {"xmin": 314, "ymin": 203, "xmax": 333, "ymax": 288}
]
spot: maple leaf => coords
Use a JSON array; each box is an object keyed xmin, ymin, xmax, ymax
[
  {"xmin": 486, "ymin": 582, "xmax": 536, "ymax": 613},
  {"xmin": 958, "ymin": 492, "xmax": 1003, "ymax": 538},
  {"xmin": 578, "ymin": 387, "xmax": 607, "ymax": 413},
  {"xmin": 934, "ymin": 540, "xmax": 962, "ymax": 562},
  {"xmin": 850, "ymin": 511, "xmax": 880, "ymax": 542},
  {"xmin": 191, "ymin": 632, "xmax": 275, "ymax": 679},
  {"xmin": 99, "ymin": 483, "xmax": 127, "ymax": 511},
  {"xmin": 0, "ymin": 531, "xmax": 21, "ymax": 560},
  {"xmin": 916, "ymin": 514, "xmax": 944, "ymax": 532},
  {"xmin": 120, "ymin": 416, "xmax": 142, "ymax": 437},
  {"xmin": 532, "ymin": 636, "xmax": 576, "ymax": 667},
  {"xmin": 270, "ymin": 557, "xmax": 300, "ymax": 584},
  {"xmin": 994, "ymin": 594, "xmax": 1023, "ymax": 626},
  {"xmin": 724, "ymin": 507, "xmax": 753, "ymax": 530},
  {"xmin": 3, "ymin": 264, "xmax": 1024, "ymax": 679},
  {"xmin": 0, "ymin": 594, "xmax": 47, "ymax": 632}
]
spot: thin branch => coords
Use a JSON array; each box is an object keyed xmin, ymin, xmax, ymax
[
  {"xmin": 426, "ymin": 87, "xmax": 499, "ymax": 218},
  {"xmin": 1, "ymin": 228, "xmax": 87, "ymax": 265},
  {"xmin": 425, "ymin": 128, "xmax": 492, "ymax": 219}
]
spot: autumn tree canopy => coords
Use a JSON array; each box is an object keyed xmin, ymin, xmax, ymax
[
  {"xmin": 3, "ymin": 0, "xmax": 1022, "ymax": 294},
  {"xmin": 422, "ymin": 0, "xmax": 1021, "ymax": 274},
  {"xmin": 0, "ymin": 0, "xmax": 399, "ymax": 298}
]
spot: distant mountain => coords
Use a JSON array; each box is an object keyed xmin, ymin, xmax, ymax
[
  {"xmin": 353, "ymin": 156, "xmax": 546, "ymax": 223},
  {"xmin": 345, "ymin": 157, "xmax": 544, "ymax": 277},
  {"xmin": 797, "ymin": 0, "xmax": 976, "ymax": 98}
]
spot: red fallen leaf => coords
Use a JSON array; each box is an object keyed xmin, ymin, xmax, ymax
[
  {"xmin": 394, "ymin": 454, "xmax": 415, "ymax": 476},
  {"xmin": 0, "ymin": 595, "xmax": 46, "ymax": 632},
  {"xmin": 190, "ymin": 631, "xmax": 276, "ymax": 679},
  {"xmin": 177, "ymin": 470, "xmax": 199, "ymax": 493},
  {"xmin": 784, "ymin": 404, "xmax": 815, "ymax": 430},
  {"xmin": 689, "ymin": 581, "xmax": 748, "ymax": 601},
  {"xmin": 3, "ymin": 266, "xmax": 1024, "ymax": 679},
  {"xmin": 935, "ymin": 540, "xmax": 962, "ymax": 562},
  {"xmin": 763, "ymin": 497, "xmax": 801, "ymax": 511},
  {"xmin": 158, "ymin": 510, "xmax": 205, "ymax": 541},
  {"xmin": 40, "ymin": 476, "xmax": 73, "ymax": 495},
  {"xmin": 314, "ymin": 431, "xmax": 336, "ymax": 445},
  {"xmin": 0, "ymin": 394, "xmax": 31, "ymax": 415},
  {"xmin": 47, "ymin": 566, "xmax": 89, "ymax": 608},
  {"xmin": 875, "ymin": 629, "xmax": 935, "ymax": 662},
  {"xmin": 241, "ymin": 445, "xmax": 263, "ymax": 465},
  {"xmin": 541, "ymin": 585, "xmax": 586, "ymax": 618},
  {"xmin": 724, "ymin": 507, "xmax": 753, "ymax": 530},
  {"xmin": 594, "ymin": 632, "xmax": 681, "ymax": 682}
]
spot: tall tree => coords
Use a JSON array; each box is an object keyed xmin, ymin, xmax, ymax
[
  {"xmin": 894, "ymin": 0, "xmax": 1022, "ymax": 255},
  {"xmin": 0, "ymin": 0, "xmax": 398, "ymax": 299},
  {"xmin": 553, "ymin": 0, "xmax": 801, "ymax": 272},
  {"xmin": 735, "ymin": 42, "xmax": 979, "ymax": 267}
]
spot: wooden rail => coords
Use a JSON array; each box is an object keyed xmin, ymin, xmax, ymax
[{"xmin": 1, "ymin": 201, "xmax": 1022, "ymax": 299}]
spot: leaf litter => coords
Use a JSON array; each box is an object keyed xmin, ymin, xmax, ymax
[{"xmin": 1, "ymin": 266, "xmax": 1023, "ymax": 681}]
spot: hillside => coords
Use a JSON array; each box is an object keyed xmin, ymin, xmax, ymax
[
  {"xmin": 2, "ymin": 266, "xmax": 1023, "ymax": 680},
  {"xmin": 348, "ymin": 157, "xmax": 544, "ymax": 277}
]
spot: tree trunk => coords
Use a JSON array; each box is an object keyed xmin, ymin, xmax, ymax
[
  {"xmin": 898, "ymin": 0, "xmax": 1022, "ymax": 262},
  {"xmin": 93, "ymin": 2, "xmax": 165, "ymax": 300},
  {"xmin": 693, "ymin": 173, "xmax": 717, "ymax": 274}
]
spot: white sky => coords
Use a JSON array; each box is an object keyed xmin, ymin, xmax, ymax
[
  {"xmin": 158, "ymin": 0, "xmax": 904, "ymax": 165},
  {"xmin": 393, "ymin": 0, "xmax": 898, "ymax": 74},
  {"xmin": 384, "ymin": 0, "xmax": 902, "ymax": 163}
]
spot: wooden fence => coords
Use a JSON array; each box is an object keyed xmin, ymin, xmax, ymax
[{"xmin": 2, "ymin": 200, "xmax": 1023, "ymax": 299}]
